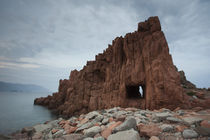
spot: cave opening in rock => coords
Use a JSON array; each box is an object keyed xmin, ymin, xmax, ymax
[{"xmin": 126, "ymin": 85, "xmax": 145, "ymax": 99}]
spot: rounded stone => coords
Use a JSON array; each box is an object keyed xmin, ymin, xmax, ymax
[{"xmin": 182, "ymin": 129, "xmax": 198, "ymax": 139}]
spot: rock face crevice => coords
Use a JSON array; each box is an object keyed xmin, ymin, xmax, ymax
[{"xmin": 34, "ymin": 16, "xmax": 186, "ymax": 116}]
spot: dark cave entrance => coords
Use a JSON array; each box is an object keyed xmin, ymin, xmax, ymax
[{"xmin": 126, "ymin": 84, "xmax": 145, "ymax": 99}]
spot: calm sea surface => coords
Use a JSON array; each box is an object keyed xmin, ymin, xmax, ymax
[{"xmin": 0, "ymin": 92, "xmax": 57, "ymax": 134}]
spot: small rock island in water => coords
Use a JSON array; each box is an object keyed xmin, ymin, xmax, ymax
[{"xmin": 6, "ymin": 17, "xmax": 210, "ymax": 140}]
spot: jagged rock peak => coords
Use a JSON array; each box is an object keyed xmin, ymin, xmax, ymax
[
  {"xmin": 34, "ymin": 16, "xmax": 209, "ymax": 117},
  {"xmin": 138, "ymin": 16, "xmax": 161, "ymax": 32}
]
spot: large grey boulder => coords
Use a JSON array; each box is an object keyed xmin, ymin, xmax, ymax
[
  {"xmin": 112, "ymin": 117, "xmax": 137, "ymax": 133},
  {"xmin": 182, "ymin": 129, "xmax": 198, "ymax": 139},
  {"xmin": 84, "ymin": 126, "xmax": 102, "ymax": 137},
  {"xmin": 182, "ymin": 117, "xmax": 203, "ymax": 125},
  {"xmin": 108, "ymin": 129, "xmax": 140, "ymax": 140}
]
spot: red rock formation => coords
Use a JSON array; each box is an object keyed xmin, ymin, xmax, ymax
[{"xmin": 34, "ymin": 16, "xmax": 191, "ymax": 116}]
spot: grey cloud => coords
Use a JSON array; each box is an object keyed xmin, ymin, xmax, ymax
[{"xmin": 0, "ymin": 0, "xmax": 209, "ymax": 90}]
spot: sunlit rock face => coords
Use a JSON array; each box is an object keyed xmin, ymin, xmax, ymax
[{"xmin": 34, "ymin": 16, "xmax": 189, "ymax": 117}]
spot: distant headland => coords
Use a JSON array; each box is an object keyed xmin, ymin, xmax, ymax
[{"xmin": 0, "ymin": 81, "xmax": 49, "ymax": 93}]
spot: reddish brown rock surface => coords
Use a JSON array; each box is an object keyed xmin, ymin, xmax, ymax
[{"xmin": 34, "ymin": 16, "xmax": 209, "ymax": 117}]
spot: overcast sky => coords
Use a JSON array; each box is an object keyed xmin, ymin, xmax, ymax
[{"xmin": 0, "ymin": 0, "xmax": 210, "ymax": 91}]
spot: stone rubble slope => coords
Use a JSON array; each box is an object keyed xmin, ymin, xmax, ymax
[{"xmin": 10, "ymin": 106, "xmax": 210, "ymax": 140}]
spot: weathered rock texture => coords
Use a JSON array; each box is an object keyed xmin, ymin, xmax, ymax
[
  {"xmin": 179, "ymin": 70, "xmax": 196, "ymax": 89},
  {"xmin": 35, "ymin": 17, "xmax": 191, "ymax": 116}
]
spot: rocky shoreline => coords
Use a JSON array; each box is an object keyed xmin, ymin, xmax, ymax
[{"xmin": 6, "ymin": 107, "xmax": 210, "ymax": 140}]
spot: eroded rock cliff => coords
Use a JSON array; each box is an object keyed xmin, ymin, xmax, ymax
[{"xmin": 34, "ymin": 17, "xmax": 194, "ymax": 117}]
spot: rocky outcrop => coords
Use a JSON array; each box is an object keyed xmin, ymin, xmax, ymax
[
  {"xmin": 34, "ymin": 16, "xmax": 208, "ymax": 117},
  {"xmin": 179, "ymin": 70, "xmax": 196, "ymax": 89}
]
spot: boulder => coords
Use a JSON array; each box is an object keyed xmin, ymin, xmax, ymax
[
  {"xmin": 86, "ymin": 111, "xmax": 100, "ymax": 120},
  {"xmin": 160, "ymin": 124, "xmax": 174, "ymax": 132},
  {"xmin": 101, "ymin": 121, "xmax": 122, "ymax": 139},
  {"xmin": 53, "ymin": 129, "xmax": 64, "ymax": 138},
  {"xmin": 155, "ymin": 112, "xmax": 172, "ymax": 121},
  {"xmin": 149, "ymin": 136, "xmax": 160, "ymax": 140},
  {"xmin": 94, "ymin": 137, "xmax": 105, "ymax": 140},
  {"xmin": 200, "ymin": 120, "xmax": 210, "ymax": 128},
  {"xmin": 112, "ymin": 118, "xmax": 137, "ymax": 133},
  {"xmin": 182, "ymin": 129, "xmax": 198, "ymax": 139},
  {"xmin": 107, "ymin": 129, "xmax": 140, "ymax": 140},
  {"xmin": 138, "ymin": 124, "xmax": 161, "ymax": 137},
  {"xmin": 196, "ymin": 126, "xmax": 210, "ymax": 136},
  {"xmin": 33, "ymin": 124, "xmax": 52, "ymax": 133},
  {"xmin": 62, "ymin": 134, "xmax": 85, "ymax": 140},
  {"xmin": 166, "ymin": 117, "xmax": 182, "ymax": 123},
  {"xmin": 76, "ymin": 122, "xmax": 94, "ymax": 132},
  {"xmin": 102, "ymin": 118, "xmax": 109, "ymax": 125},
  {"xmin": 21, "ymin": 127, "xmax": 35, "ymax": 137},
  {"xmin": 182, "ymin": 117, "xmax": 203, "ymax": 125},
  {"xmin": 84, "ymin": 126, "xmax": 102, "ymax": 137}
]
